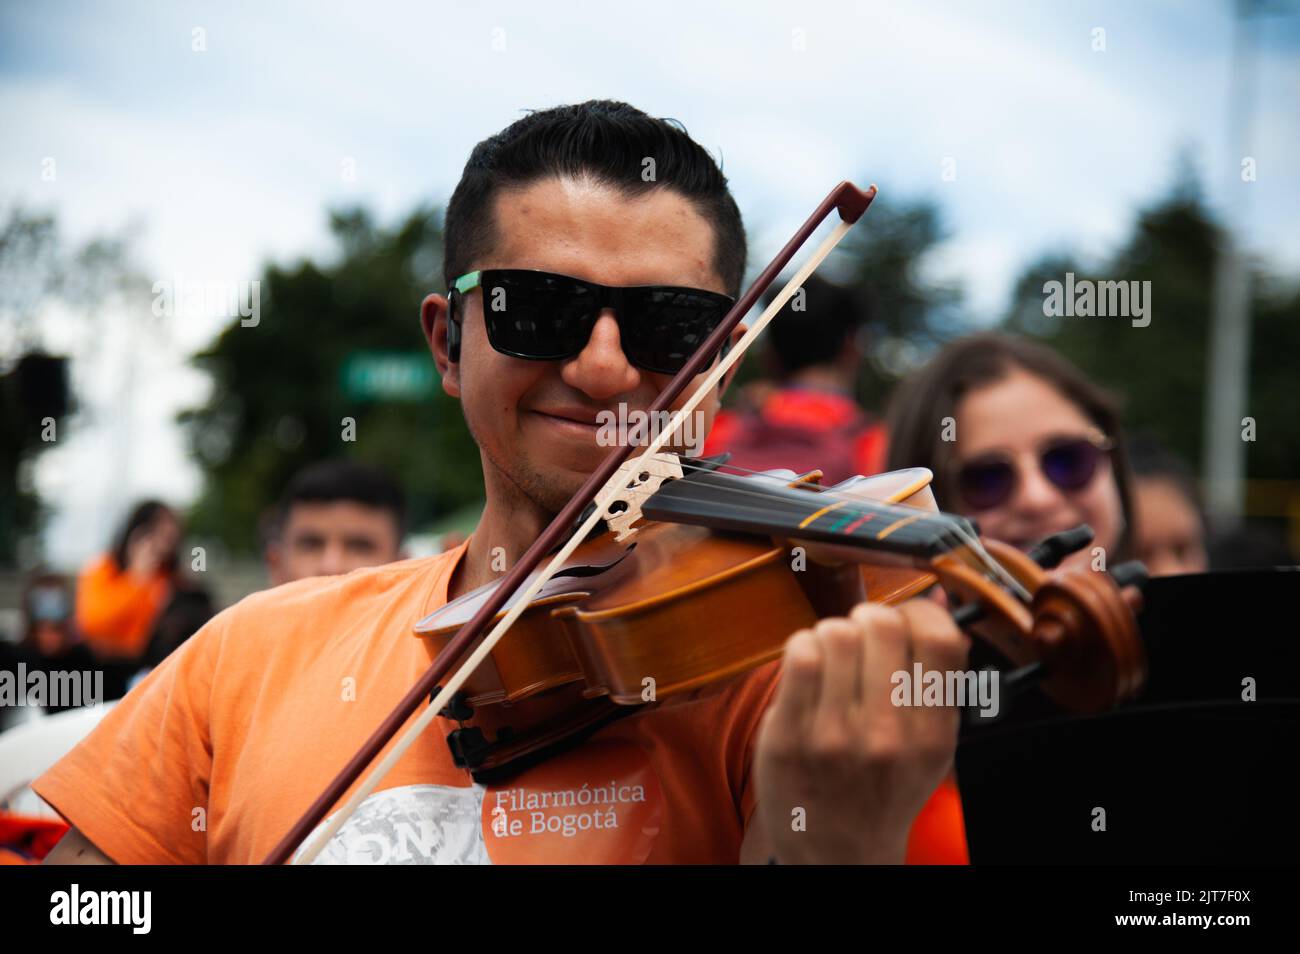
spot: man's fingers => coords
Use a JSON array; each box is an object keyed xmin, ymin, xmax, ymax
[
  {"xmin": 811, "ymin": 618, "xmax": 863, "ymax": 715},
  {"xmin": 761, "ymin": 627, "xmax": 823, "ymax": 755},
  {"xmin": 897, "ymin": 598, "xmax": 969, "ymax": 756},
  {"xmin": 762, "ymin": 600, "xmax": 970, "ymax": 765},
  {"xmin": 851, "ymin": 602, "xmax": 912, "ymax": 754},
  {"xmin": 898, "ymin": 599, "xmax": 969, "ymax": 675}
]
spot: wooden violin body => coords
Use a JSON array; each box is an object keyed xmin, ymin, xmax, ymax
[{"xmin": 415, "ymin": 466, "xmax": 1146, "ymax": 779}]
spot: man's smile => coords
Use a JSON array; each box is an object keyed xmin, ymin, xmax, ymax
[{"xmin": 530, "ymin": 407, "xmax": 607, "ymax": 440}]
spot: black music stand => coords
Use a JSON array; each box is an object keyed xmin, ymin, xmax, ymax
[{"xmin": 956, "ymin": 568, "xmax": 1300, "ymax": 864}]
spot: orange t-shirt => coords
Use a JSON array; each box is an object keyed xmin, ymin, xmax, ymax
[
  {"xmin": 74, "ymin": 554, "xmax": 171, "ymax": 660},
  {"xmin": 36, "ymin": 543, "xmax": 967, "ymax": 865}
]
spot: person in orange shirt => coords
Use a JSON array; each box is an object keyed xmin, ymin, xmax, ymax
[
  {"xmin": 74, "ymin": 500, "xmax": 182, "ymax": 664},
  {"xmin": 39, "ymin": 100, "xmax": 970, "ymax": 866}
]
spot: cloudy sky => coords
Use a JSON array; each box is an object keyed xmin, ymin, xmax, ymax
[{"xmin": 2, "ymin": 0, "xmax": 1298, "ymax": 566}]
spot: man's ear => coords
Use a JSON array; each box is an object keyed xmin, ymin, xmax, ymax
[{"xmin": 421, "ymin": 293, "xmax": 461, "ymax": 398}]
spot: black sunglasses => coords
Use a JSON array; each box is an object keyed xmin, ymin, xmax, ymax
[
  {"xmin": 447, "ymin": 268, "xmax": 735, "ymax": 375},
  {"xmin": 953, "ymin": 432, "xmax": 1115, "ymax": 512}
]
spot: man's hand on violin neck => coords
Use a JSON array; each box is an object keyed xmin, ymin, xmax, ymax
[{"xmin": 754, "ymin": 600, "xmax": 968, "ymax": 864}]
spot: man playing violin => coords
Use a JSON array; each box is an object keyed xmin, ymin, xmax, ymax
[{"xmin": 40, "ymin": 99, "xmax": 968, "ymax": 865}]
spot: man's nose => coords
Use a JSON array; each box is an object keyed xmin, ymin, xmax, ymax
[
  {"xmin": 317, "ymin": 540, "xmax": 349, "ymax": 576},
  {"xmin": 560, "ymin": 310, "xmax": 641, "ymax": 400}
]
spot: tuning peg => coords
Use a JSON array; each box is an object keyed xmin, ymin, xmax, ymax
[
  {"xmin": 951, "ymin": 525, "xmax": 1098, "ymax": 630},
  {"xmin": 961, "ymin": 661, "xmax": 1046, "ymax": 727},
  {"xmin": 1003, "ymin": 660, "xmax": 1045, "ymax": 694},
  {"xmin": 1026, "ymin": 525, "xmax": 1095, "ymax": 569},
  {"xmin": 952, "ymin": 601, "xmax": 984, "ymax": 629},
  {"xmin": 1109, "ymin": 560, "xmax": 1149, "ymax": 590},
  {"xmin": 430, "ymin": 685, "xmax": 475, "ymax": 722}
]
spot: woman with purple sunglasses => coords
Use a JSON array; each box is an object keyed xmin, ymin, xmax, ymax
[{"xmin": 885, "ymin": 332, "xmax": 1135, "ymax": 575}]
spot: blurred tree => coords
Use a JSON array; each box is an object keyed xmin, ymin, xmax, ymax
[
  {"xmin": 0, "ymin": 207, "xmax": 147, "ymax": 567},
  {"xmin": 181, "ymin": 206, "xmax": 482, "ymax": 553},
  {"xmin": 1002, "ymin": 171, "xmax": 1300, "ymax": 492},
  {"xmin": 834, "ymin": 197, "xmax": 964, "ymax": 410},
  {"xmin": 727, "ymin": 196, "xmax": 963, "ymax": 412},
  {"xmin": 838, "ymin": 197, "xmax": 964, "ymax": 335}
]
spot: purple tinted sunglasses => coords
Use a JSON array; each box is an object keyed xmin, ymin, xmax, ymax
[{"xmin": 953, "ymin": 431, "xmax": 1115, "ymax": 511}]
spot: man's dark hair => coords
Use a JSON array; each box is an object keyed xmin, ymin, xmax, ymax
[
  {"xmin": 271, "ymin": 459, "xmax": 408, "ymax": 542},
  {"xmin": 1127, "ymin": 430, "xmax": 1206, "ymax": 530},
  {"xmin": 759, "ymin": 275, "xmax": 872, "ymax": 378},
  {"xmin": 143, "ymin": 587, "xmax": 216, "ymax": 669},
  {"xmin": 1127, "ymin": 433, "xmax": 1200, "ymax": 502},
  {"xmin": 443, "ymin": 100, "xmax": 747, "ymax": 297}
]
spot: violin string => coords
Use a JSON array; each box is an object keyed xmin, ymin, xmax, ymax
[
  {"xmin": 604, "ymin": 452, "xmax": 974, "ymax": 558},
  {"xmin": 947, "ymin": 518, "xmax": 1032, "ymax": 602},
  {"xmin": 603, "ymin": 450, "xmax": 1030, "ymax": 601},
  {"xmin": 637, "ymin": 481, "xmax": 935, "ymax": 549},
  {"xmin": 594, "ymin": 443, "xmax": 1026, "ymax": 594},
  {"xmin": 614, "ymin": 454, "xmax": 934, "ymax": 540},
  {"xmin": 669, "ymin": 453, "xmax": 1031, "ymax": 599},
  {"xmin": 652, "ymin": 452, "xmax": 957, "ymax": 545},
  {"xmin": 603, "ymin": 485, "xmax": 937, "ymax": 555}
]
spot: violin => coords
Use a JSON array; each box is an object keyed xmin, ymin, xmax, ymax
[
  {"xmin": 415, "ymin": 460, "xmax": 1147, "ymax": 780},
  {"xmin": 265, "ymin": 180, "xmax": 1146, "ymax": 865}
]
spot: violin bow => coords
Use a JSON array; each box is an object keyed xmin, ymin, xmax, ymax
[{"xmin": 265, "ymin": 180, "xmax": 877, "ymax": 865}]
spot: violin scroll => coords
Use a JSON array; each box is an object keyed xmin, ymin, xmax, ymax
[{"xmin": 935, "ymin": 534, "xmax": 1148, "ymax": 714}]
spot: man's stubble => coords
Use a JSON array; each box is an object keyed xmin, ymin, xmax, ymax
[{"xmin": 461, "ymin": 398, "xmax": 581, "ymax": 521}]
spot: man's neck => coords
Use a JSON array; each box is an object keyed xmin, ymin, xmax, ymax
[{"xmin": 450, "ymin": 473, "xmax": 559, "ymax": 602}]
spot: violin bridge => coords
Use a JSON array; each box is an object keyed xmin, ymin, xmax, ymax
[{"xmin": 604, "ymin": 453, "xmax": 684, "ymax": 542}]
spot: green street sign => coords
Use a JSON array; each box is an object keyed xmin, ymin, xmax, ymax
[{"xmin": 340, "ymin": 352, "xmax": 435, "ymax": 401}]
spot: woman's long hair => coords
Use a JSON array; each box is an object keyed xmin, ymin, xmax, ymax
[
  {"xmin": 109, "ymin": 500, "xmax": 180, "ymax": 574},
  {"xmin": 885, "ymin": 332, "xmax": 1136, "ymax": 560}
]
